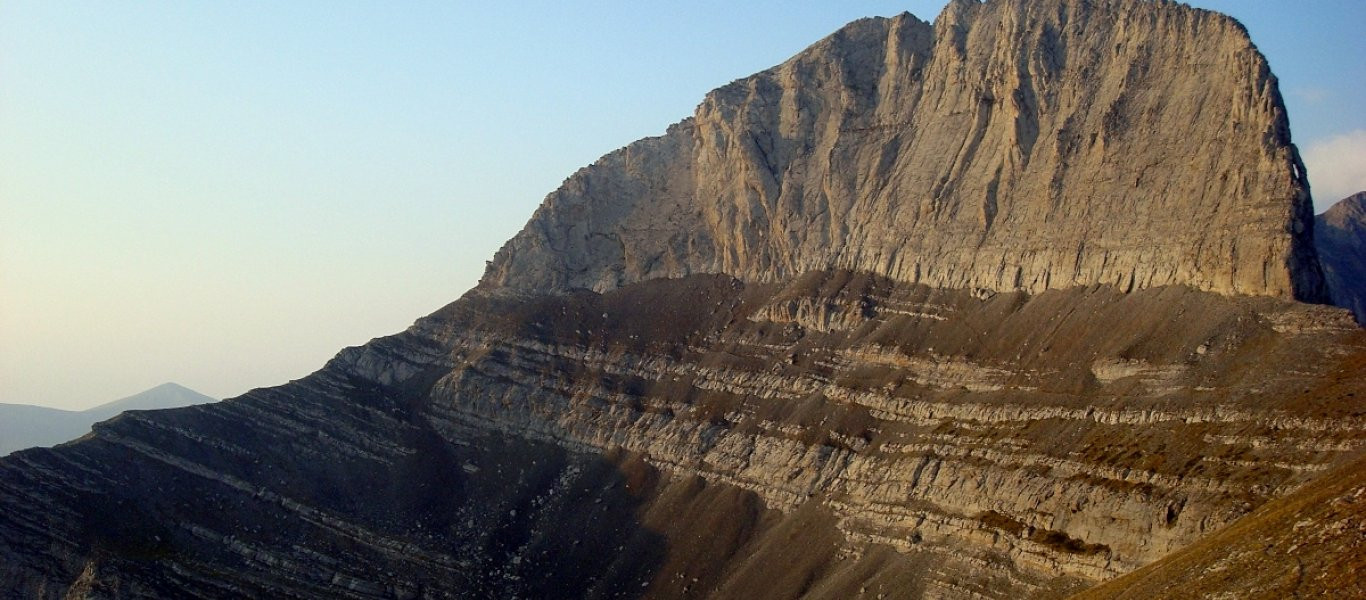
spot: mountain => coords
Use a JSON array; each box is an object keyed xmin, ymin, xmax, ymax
[
  {"xmin": 1074, "ymin": 448, "xmax": 1366, "ymax": 599},
  {"xmin": 2, "ymin": 1, "xmax": 1363, "ymax": 599},
  {"xmin": 0, "ymin": 383, "xmax": 215, "ymax": 456},
  {"xmin": 485, "ymin": 0, "xmax": 1323, "ymax": 300},
  {"xmin": 1316, "ymin": 192, "xmax": 1366, "ymax": 324}
]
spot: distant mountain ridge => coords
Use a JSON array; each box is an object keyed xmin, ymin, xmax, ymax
[
  {"xmin": 0, "ymin": 383, "xmax": 215, "ymax": 456},
  {"xmin": 1316, "ymin": 191, "xmax": 1366, "ymax": 324}
]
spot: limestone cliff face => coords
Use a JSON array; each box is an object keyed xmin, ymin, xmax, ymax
[
  {"xmin": 484, "ymin": 0, "xmax": 1323, "ymax": 300},
  {"xmin": 0, "ymin": 2, "xmax": 1359, "ymax": 600},
  {"xmin": 1316, "ymin": 192, "xmax": 1366, "ymax": 324}
]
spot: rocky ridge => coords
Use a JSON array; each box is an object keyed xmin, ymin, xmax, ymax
[
  {"xmin": 484, "ymin": 0, "xmax": 1323, "ymax": 301},
  {"xmin": 2, "ymin": 274, "xmax": 1364, "ymax": 599},
  {"xmin": 1, "ymin": 1, "xmax": 1363, "ymax": 599}
]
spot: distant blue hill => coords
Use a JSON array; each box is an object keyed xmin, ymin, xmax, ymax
[{"xmin": 0, "ymin": 382, "xmax": 215, "ymax": 456}]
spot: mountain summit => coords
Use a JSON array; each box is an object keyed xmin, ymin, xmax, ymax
[
  {"xmin": 1, "ymin": 2, "xmax": 1362, "ymax": 599},
  {"xmin": 485, "ymin": 0, "xmax": 1323, "ymax": 300}
]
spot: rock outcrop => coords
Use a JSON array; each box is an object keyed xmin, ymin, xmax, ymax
[
  {"xmin": 0, "ymin": 1, "xmax": 1359, "ymax": 599},
  {"xmin": 1073, "ymin": 450, "xmax": 1366, "ymax": 599},
  {"xmin": 484, "ymin": 0, "xmax": 1323, "ymax": 300},
  {"xmin": 1, "ymin": 275, "xmax": 1363, "ymax": 599},
  {"xmin": 1316, "ymin": 192, "xmax": 1366, "ymax": 324}
]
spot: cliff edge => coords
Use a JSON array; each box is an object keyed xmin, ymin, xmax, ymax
[{"xmin": 483, "ymin": 0, "xmax": 1324, "ymax": 301}]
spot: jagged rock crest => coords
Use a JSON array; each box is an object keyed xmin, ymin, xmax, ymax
[{"xmin": 484, "ymin": 0, "xmax": 1324, "ymax": 301}]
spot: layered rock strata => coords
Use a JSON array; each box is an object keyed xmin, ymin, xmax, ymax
[
  {"xmin": 1, "ymin": 1, "xmax": 1359, "ymax": 599},
  {"xmin": 2, "ymin": 273, "xmax": 1363, "ymax": 599},
  {"xmin": 1074, "ymin": 450, "xmax": 1366, "ymax": 599},
  {"xmin": 484, "ymin": 0, "xmax": 1323, "ymax": 300}
]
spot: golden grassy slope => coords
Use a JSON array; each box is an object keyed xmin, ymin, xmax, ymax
[{"xmin": 1073, "ymin": 449, "xmax": 1366, "ymax": 599}]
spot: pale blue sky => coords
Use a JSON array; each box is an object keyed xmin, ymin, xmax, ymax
[{"xmin": 2, "ymin": 1, "xmax": 1363, "ymax": 409}]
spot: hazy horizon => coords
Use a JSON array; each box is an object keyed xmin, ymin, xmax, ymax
[{"xmin": 3, "ymin": 1, "xmax": 1364, "ymax": 411}]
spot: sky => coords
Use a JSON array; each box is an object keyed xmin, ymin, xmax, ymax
[{"xmin": 2, "ymin": 1, "xmax": 1363, "ymax": 410}]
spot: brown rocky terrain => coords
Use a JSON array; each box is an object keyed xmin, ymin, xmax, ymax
[
  {"xmin": 3, "ymin": 275, "xmax": 1363, "ymax": 599},
  {"xmin": 1, "ymin": 1, "xmax": 1363, "ymax": 599},
  {"xmin": 1074, "ymin": 448, "xmax": 1366, "ymax": 599}
]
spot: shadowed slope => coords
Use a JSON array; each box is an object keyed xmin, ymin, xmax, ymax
[
  {"xmin": 1, "ymin": 272, "xmax": 1362, "ymax": 599},
  {"xmin": 1316, "ymin": 192, "xmax": 1366, "ymax": 324}
]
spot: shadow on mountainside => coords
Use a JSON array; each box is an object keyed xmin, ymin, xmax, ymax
[
  {"xmin": 0, "ymin": 377, "xmax": 673, "ymax": 599},
  {"xmin": 0, "ymin": 374, "xmax": 945, "ymax": 600},
  {"xmin": 3, "ymin": 268, "xmax": 1362, "ymax": 599}
]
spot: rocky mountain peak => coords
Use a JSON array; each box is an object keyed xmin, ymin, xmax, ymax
[
  {"xmin": 482, "ymin": 0, "xmax": 1323, "ymax": 301},
  {"xmin": 2, "ymin": 3, "xmax": 1363, "ymax": 599},
  {"xmin": 1316, "ymin": 192, "xmax": 1366, "ymax": 323},
  {"xmin": 1321, "ymin": 191, "xmax": 1366, "ymax": 232}
]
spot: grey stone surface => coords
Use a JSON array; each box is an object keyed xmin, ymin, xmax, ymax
[{"xmin": 484, "ymin": 0, "xmax": 1323, "ymax": 301}]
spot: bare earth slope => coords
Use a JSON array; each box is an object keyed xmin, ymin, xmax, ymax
[
  {"xmin": 0, "ymin": 1, "xmax": 1360, "ymax": 599},
  {"xmin": 484, "ymin": 0, "xmax": 1323, "ymax": 300}
]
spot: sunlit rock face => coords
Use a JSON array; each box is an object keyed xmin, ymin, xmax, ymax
[
  {"xmin": 2, "ymin": 1, "xmax": 1362, "ymax": 599},
  {"xmin": 484, "ymin": 0, "xmax": 1323, "ymax": 301}
]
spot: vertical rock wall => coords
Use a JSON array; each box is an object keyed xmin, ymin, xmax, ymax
[{"xmin": 484, "ymin": 0, "xmax": 1324, "ymax": 301}]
